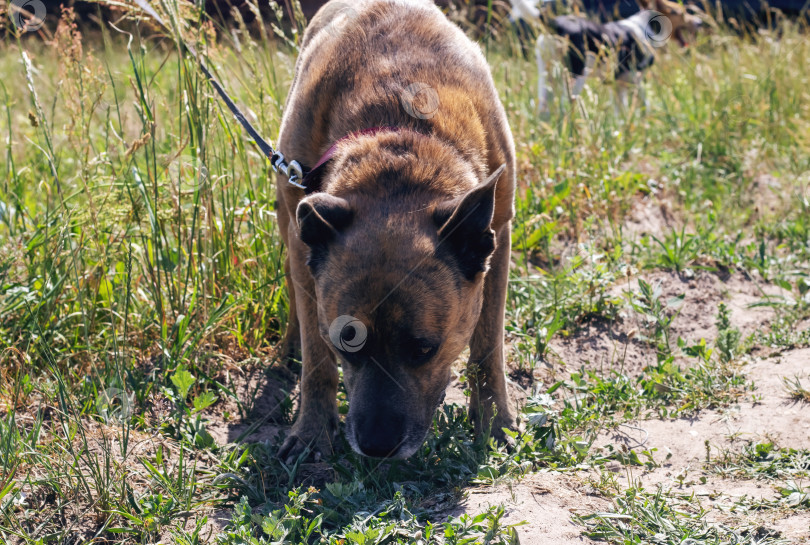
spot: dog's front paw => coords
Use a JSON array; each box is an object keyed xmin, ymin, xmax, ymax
[
  {"xmin": 489, "ymin": 414, "xmax": 520, "ymax": 448},
  {"xmin": 278, "ymin": 415, "xmax": 338, "ymax": 465},
  {"xmin": 471, "ymin": 401, "xmax": 518, "ymax": 446}
]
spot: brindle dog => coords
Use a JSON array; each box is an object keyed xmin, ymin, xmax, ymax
[{"xmin": 276, "ymin": 0, "xmax": 517, "ymax": 461}]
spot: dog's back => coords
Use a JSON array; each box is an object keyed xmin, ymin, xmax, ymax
[
  {"xmin": 548, "ymin": 15, "xmax": 654, "ymax": 77},
  {"xmin": 280, "ymin": 0, "xmax": 514, "ymax": 208}
]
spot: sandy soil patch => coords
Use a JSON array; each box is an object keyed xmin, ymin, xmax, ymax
[
  {"xmin": 773, "ymin": 512, "xmax": 810, "ymax": 542},
  {"xmin": 548, "ymin": 270, "xmax": 784, "ymax": 376},
  {"xmin": 623, "ymin": 196, "xmax": 677, "ymax": 240},
  {"xmin": 451, "ymin": 472, "xmax": 608, "ymax": 545},
  {"xmin": 448, "ymin": 348, "xmax": 808, "ymax": 543},
  {"xmin": 595, "ymin": 348, "xmax": 810, "ymax": 459},
  {"xmin": 589, "ymin": 348, "xmax": 810, "ymax": 540}
]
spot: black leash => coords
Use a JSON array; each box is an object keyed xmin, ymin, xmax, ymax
[{"xmin": 132, "ymin": 0, "xmax": 307, "ymax": 188}]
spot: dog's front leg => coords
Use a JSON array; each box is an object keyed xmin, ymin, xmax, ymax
[
  {"xmin": 281, "ymin": 255, "xmax": 302, "ymax": 369},
  {"xmin": 614, "ymin": 70, "xmax": 640, "ymax": 115},
  {"xmin": 278, "ymin": 240, "xmax": 340, "ymax": 464},
  {"xmin": 468, "ymin": 224, "xmax": 516, "ymax": 441},
  {"xmin": 614, "ymin": 80, "xmax": 631, "ymax": 116},
  {"xmin": 571, "ymin": 53, "xmax": 595, "ymax": 100},
  {"xmin": 638, "ymin": 74, "xmax": 649, "ymax": 111},
  {"xmin": 535, "ymin": 35, "xmax": 554, "ymax": 113}
]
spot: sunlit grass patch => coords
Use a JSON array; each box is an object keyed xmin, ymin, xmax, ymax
[
  {"xmin": 576, "ymin": 485, "xmax": 791, "ymax": 544},
  {"xmin": 0, "ymin": 0, "xmax": 809, "ymax": 542},
  {"xmin": 712, "ymin": 442, "xmax": 810, "ymax": 481}
]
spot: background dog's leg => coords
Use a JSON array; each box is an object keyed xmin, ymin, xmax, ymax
[
  {"xmin": 614, "ymin": 71, "xmax": 632, "ymax": 115},
  {"xmin": 468, "ymin": 225, "xmax": 517, "ymax": 440},
  {"xmin": 571, "ymin": 74, "xmax": 587, "ymax": 100},
  {"xmin": 614, "ymin": 85, "xmax": 626, "ymax": 115},
  {"xmin": 535, "ymin": 35, "xmax": 553, "ymax": 112},
  {"xmin": 571, "ymin": 52, "xmax": 595, "ymax": 100},
  {"xmin": 638, "ymin": 73, "xmax": 649, "ymax": 110}
]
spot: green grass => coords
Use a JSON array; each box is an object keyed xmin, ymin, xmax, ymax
[
  {"xmin": 0, "ymin": 1, "xmax": 809, "ymax": 543},
  {"xmin": 711, "ymin": 442, "xmax": 810, "ymax": 481},
  {"xmin": 576, "ymin": 485, "xmax": 791, "ymax": 544}
]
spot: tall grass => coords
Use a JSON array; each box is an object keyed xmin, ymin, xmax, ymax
[{"xmin": 0, "ymin": 1, "xmax": 808, "ymax": 541}]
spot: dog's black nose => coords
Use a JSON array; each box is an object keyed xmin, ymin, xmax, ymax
[{"xmin": 355, "ymin": 413, "xmax": 406, "ymax": 458}]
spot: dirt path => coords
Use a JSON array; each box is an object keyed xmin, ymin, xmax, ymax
[
  {"xmin": 546, "ymin": 270, "xmax": 786, "ymax": 377},
  {"xmin": 453, "ymin": 348, "xmax": 809, "ymax": 543},
  {"xmin": 453, "ymin": 472, "xmax": 607, "ymax": 545}
]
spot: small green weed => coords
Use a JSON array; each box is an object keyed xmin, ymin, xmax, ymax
[
  {"xmin": 783, "ymin": 374, "xmax": 810, "ymax": 402},
  {"xmin": 715, "ymin": 302, "xmax": 742, "ymax": 364},
  {"xmin": 628, "ymin": 279, "xmax": 684, "ymax": 360}
]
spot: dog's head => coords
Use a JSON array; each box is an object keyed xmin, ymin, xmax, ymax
[
  {"xmin": 642, "ymin": 0, "xmax": 703, "ymax": 46},
  {"xmin": 295, "ymin": 140, "xmax": 504, "ymax": 459}
]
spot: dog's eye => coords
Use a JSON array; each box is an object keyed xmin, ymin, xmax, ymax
[{"xmin": 411, "ymin": 342, "xmax": 438, "ymax": 363}]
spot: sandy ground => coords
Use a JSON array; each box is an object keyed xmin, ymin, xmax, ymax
[
  {"xmin": 199, "ymin": 265, "xmax": 809, "ymax": 543},
  {"xmin": 447, "ymin": 348, "xmax": 809, "ymax": 544},
  {"xmin": 451, "ymin": 334, "xmax": 809, "ymax": 544},
  {"xmin": 545, "ymin": 269, "xmax": 785, "ymax": 377},
  {"xmin": 453, "ymin": 472, "xmax": 609, "ymax": 545}
]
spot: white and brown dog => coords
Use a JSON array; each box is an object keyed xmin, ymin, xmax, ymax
[{"xmin": 511, "ymin": 0, "xmax": 703, "ymax": 111}]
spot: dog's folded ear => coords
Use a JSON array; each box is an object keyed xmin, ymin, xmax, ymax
[
  {"xmin": 297, "ymin": 194, "xmax": 354, "ymax": 272},
  {"xmin": 434, "ymin": 164, "xmax": 506, "ymax": 280}
]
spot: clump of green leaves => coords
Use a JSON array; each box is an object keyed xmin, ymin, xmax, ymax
[
  {"xmin": 711, "ymin": 442, "xmax": 810, "ymax": 481},
  {"xmin": 649, "ymin": 227, "xmax": 701, "ymax": 273},
  {"xmin": 779, "ymin": 480, "xmax": 810, "ymax": 508},
  {"xmin": 576, "ymin": 485, "xmax": 789, "ymax": 544},
  {"xmin": 163, "ymin": 365, "xmax": 218, "ymax": 448},
  {"xmin": 216, "ymin": 490, "xmax": 522, "ymax": 545},
  {"xmin": 783, "ymin": 374, "xmax": 810, "ymax": 403},
  {"xmin": 628, "ymin": 279, "xmax": 684, "ymax": 360},
  {"xmin": 715, "ymin": 303, "xmax": 742, "ymax": 363}
]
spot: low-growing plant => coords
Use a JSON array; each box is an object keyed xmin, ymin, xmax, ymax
[
  {"xmin": 715, "ymin": 303, "xmax": 742, "ymax": 363},
  {"xmin": 711, "ymin": 442, "xmax": 810, "ymax": 481},
  {"xmin": 783, "ymin": 375, "xmax": 810, "ymax": 403},
  {"xmin": 576, "ymin": 485, "xmax": 790, "ymax": 544},
  {"xmin": 628, "ymin": 279, "xmax": 684, "ymax": 359}
]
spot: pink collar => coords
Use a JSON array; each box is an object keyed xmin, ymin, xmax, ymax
[{"xmin": 298, "ymin": 126, "xmax": 401, "ymax": 193}]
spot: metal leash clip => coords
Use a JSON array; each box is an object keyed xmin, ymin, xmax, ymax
[
  {"xmin": 272, "ymin": 152, "xmax": 306, "ymax": 189},
  {"xmin": 131, "ymin": 0, "xmax": 309, "ymax": 192}
]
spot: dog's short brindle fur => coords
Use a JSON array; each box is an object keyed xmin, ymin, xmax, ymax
[{"xmin": 276, "ymin": 0, "xmax": 518, "ymax": 461}]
